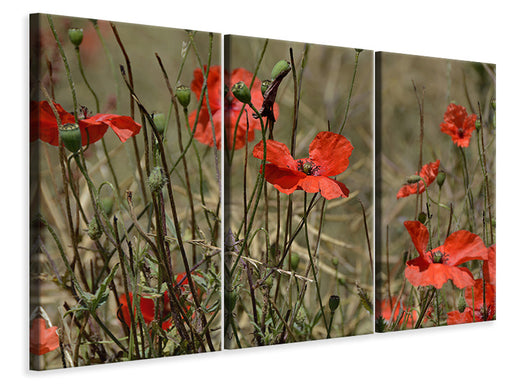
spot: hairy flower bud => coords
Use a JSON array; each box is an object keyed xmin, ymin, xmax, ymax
[
  {"xmin": 418, "ymin": 211, "xmax": 427, "ymax": 224},
  {"xmin": 59, "ymin": 123, "xmax": 82, "ymax": 153},
  {"xmin": 457, "ymin": 292, "xmax": 467, "ymax": 313},
  {"xmin": 290, "ymin": 253, "xmax": 300, "ymax": 271},
  {"xmin": 176, "ymin": 85, "xmax": 191, "ymax": 108},
  {"xmin": 329, "ymin": 295, "xmax": 340, "ymax": 312},
  {"xmin": 231, "ymin": 81, "xmax": 251, "ymax": 104},
  {"xmin": 261, "ymin": 79, "xmax": 271, "ymax": 96},
  {"xmin": 152, "ymin": 113, "xmax": 166, "ymax": 136},
  {"xmin": 436, "ymin": 171, "xmax": 446, "ymax": 188},
  {"xmin": 87, "ymin": 216, "xmax": 102, "ymax": 240},
  {"xmin": 271, "ymin": 60, "xmax": 291, "ymax": 81},
  {"xmin": 68, "ymin": 28, "xmax": 83, "ymax": 47},
  {"xmin": 148, "ymin": 166, "xmax": 167, "ymax": 193}
]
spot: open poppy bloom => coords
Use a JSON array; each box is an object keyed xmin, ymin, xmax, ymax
[
  {"xmin": 396, "ymin": 160, "xmax": 440, "ymax": 199},
  {"xmin": 252, "ymin": 131, "xmax": 353, "ymax": 200},
  {"xmin": 30, "ymin": 318, "xmax": 59, "ymax": 355},
  {"xmin": 118, "ymin": 273, "xmax": 199, "ymax": 330},
  {"xmin": 447, "ymin": 278, "xmax": 496, "ymax": 324},
  {"xmin": 440, "ymin": 103, "xmax": 477, "ymax": 147},
  {"xmin": 404, "ymin": 221, "xmax": 487, "ymax": 289},
  {"xmin": 30, "ymin": 100, "xmax": 141, "ymax": 147},
  {"xmin": 188, "ymin": 66, "xmax": 278, "ymax": 150}
]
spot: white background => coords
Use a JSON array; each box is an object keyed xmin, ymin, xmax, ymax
[{"xmin": 2, "ymin": 1, "xmax": 510, "ymax": 382}]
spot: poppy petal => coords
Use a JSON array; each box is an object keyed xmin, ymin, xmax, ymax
[
  {"xmin": 30, "ymin": 318, "xmax": 59, "ymax": 355},
  {"xmin": 484, "ymin": 244, "xmax": 496, "ymax": 285},
  {"xmin": 191, "ymin": 65, "xmax": 222, "ymax": 111},
  {"xmin": 308, "ymin": 131, "xmax": 353, "ymax": 176},
  {"xmin": 404, "ymin": 221, "xmax": 429, "ymax": 257},
  {"xmin": 300, "ymin": 176, "xmax": 349, "ymax": 200},
  {"xmin": 262, "ymin": 164, "xmax": 304, "ymax": 194},
  {"xmin": 253, "ymin": 140, "xmax": 297, "ymax": 170},
  {"xmin": 30, "ymin": 100, "xmax": 75, "ymax": 146},
  {"xmin": 82, "ymin": 114, "xmax": 141, "ymax": 143},
  {"xmin": 405, "ymin": 262, "xmax": 475, "ymax": 289},
  {"xmin": 442, "ymin": 230, "xmax": 487, "ymax": 266}
]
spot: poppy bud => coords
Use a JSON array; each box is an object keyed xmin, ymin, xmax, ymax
[
  {"xmin": 152, "ymin": 113, "xmax": 166, "ymax": 136},
  {"xmin": 375, "ymin": 315, "xmax": 386, "ymax": 333},
  {"xmin": 231, "ymin": 81, "xmax": 251, "ymax": 104},
  {"xmin": 406, "ymin": 175, "xmax": 422, "ymax": 184},
  {"xmin": 491, "ymin": 98, "xmax": 496, "ymax": 111},
  {"xmin": 59, "ymin": 123, "xmax": 82, "ymax": 153},
  {"xmin": 261, "ymin": 79, "xmax": 271, "ymax": 96},
  {"xmin": 328, "ymin": 295, "xmax": 340, "ymax": 312},
  {"xmin": 271, "ymin": 60, "xmax": 291, "ymax": 81},
  {"xmin": 290, "ymin": 253, "xmax": 300, "ymax": 271},
  {"xmin": 475, "ymin": 118, "xmax": 481, "ymax": 131},
  {"xmin": 331, "ymin": 258, "xmax": 339, "ymax": 267},
  {"xmin": 457, "ymin": 292, "xmax": 466, "ymax": 313},
  {"xmin": 436, "ymin": 171, "xmax": 446, "ymax": 188},
  {"xmin": 418, "ymin": 212, "xmax": 427, "ymax": 224},
  {"xmin": 100, "ymin": 197, "xmax": 114, "ymax": 217},
  {"xmin": 87, "ymin": 216, "xmax": 102, "ymax": 240},
  {"xmin": 148, "ymin": 166, "xmax": 166, "ymax": 193},
  {"xmin": 355, "ymin": 48, "xmax": 364, "ymax": 53},
  {"xmin": 176, "ymin": 85, "xmax": 191, "ymax": 108},
  {"xmin": 68, "ymin": 28, "xmax": 83, "ymax": 47}
]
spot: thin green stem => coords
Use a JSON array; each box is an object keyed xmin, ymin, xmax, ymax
[{"xmin": 338, "ymin": 49, "xmax": 360, "ymax": 134}]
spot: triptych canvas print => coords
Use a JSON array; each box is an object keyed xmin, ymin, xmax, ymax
[{"xmin": 29, "ymin": 13, "xmax": 496, "ymax": 370}]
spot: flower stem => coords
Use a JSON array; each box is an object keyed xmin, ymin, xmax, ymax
[{"xmin": 338, "ymin": 49, "xmax": 360, "ymax": 134}]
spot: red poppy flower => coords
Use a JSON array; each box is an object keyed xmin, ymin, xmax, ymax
[
  {"xmin": 396, "ymin": 160, "xmax": 440, "ymax": 199},
  {"xmin": 376, "ymin": 298, "xmax": 419, "ymax": 328},
  {"xmin": 440, "ymin": 103, "xmax": 477, "ymax": 147},
  {"xmin": 483, "ymin": 244, "xmax": 496, "ymax": 285},
  {"xmin": 252, "ymin": 131, "xmax": 353, "ymax": 200},
  {"xmin": 118, "ymin": 273, "xmax": 199, "ymax": 330},
  {"xmin": 188, "ymin": 66, "xmax": 278, "ymax": 150},
  {"xmin": 447, "ymin": 278, "xmax": 496, "ymax": 324},
  {"xmin": 30, "ymin": 100, "xmax": 141, "ymax": 146},
  {"xmin": 404, "ymin": 221, "xmax": 487, "ymax": 289},
  {"xmin": 30, "ymin": 318, "xmax": 59, "ymax": 355}
]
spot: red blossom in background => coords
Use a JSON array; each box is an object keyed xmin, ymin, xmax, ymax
[
  {"xmin": 30, "ymin": 100, "xmax": 141, "ymax": 146},
  {"xmin": 404, "ymin": 221, "xmax": 487, "ymax": 289},
  {"xmin": 30, "ymin": 318, "xmax": 59, "ymax": 355},
  {"xmin": 376, "ymin": 298, "xmax": 420, "ymax": 328},
  {"xmin": 118, "ymin": 273, "xmax": 198, "ymax": 330},
  {"xmin": 396, "ymin": 160, "xmax": 440, "ymax": 199},
  {"xmin": 252, "ymin": 131, "xmax": 353, "ymax": 200},
  {"xmin": 447, "ymin": 278, "xmax": 496, "ymax": 325},
  {"xmin": 483, "ymin": 244, "xmax": 496, "ymax": 285},
  {"xmin": 440, "ymin": 103, "xmax": 477, "ymax": 147},
  {"xmin": 188, "ymin": 66, "xmax": 278, "ymax": 150}
]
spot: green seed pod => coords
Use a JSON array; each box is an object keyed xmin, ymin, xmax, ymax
[
  {"xmin": 436, "ymin": 171, "xmax": 446, "ymax": 188},
  {"xmin": 152, "ymin": 113, "xmax": 166, "ymax": 136},
  {"xmin": 231, "ymin": 81, "xmax": 251, "ymax": 104},
  {"xmin": 261, "ymin": 79, "xmax": 271, "ymax": 96},
  {"xmin": 328, "ymin": 295, "xmax": 340, "ymax": 312},
  {"xmin": 290, "ymin": 253, "xmax": 300, "ymax": 271},
  {"xmin": 457, "ymin": 292, "xmax": 467, "ymax": 313},
  {"xmin": 59, "ymin": 123, "xmax": 82, "ymax": 153},
  {"xmin": 418, "ymin": 211, "xmax": 427, "ymax": 224},
  {"xmin": 100, "ymin": 197, "xmax": 114, "ymax": 217},
  {"xmin": 68, "ymin": 28, "xmax": 83, "ymax": 47},
  {"xmin": 475, "ymin": 118, "xmax": 482, "ymax": 131},
  {"xmin": 406, "ymin": 175, "xmax": 422, "ymax": 184},
  {"xmin": 271, "ymin": 60, "xmax": 291, "ymax": 81},
  {"xmin": 176, "ymin": 85, "xmax": 191, "ymax": 108},
  {"xmin": 87, "ymin": 216, "xmax": 102, "ymax": 241},
  {"xmin": 355, "ymin": 48, "xmax": 364, "ymax": 53},
  {"xmin": 148, "ymin": 166, "xmax": 167, "ymax": 193}
]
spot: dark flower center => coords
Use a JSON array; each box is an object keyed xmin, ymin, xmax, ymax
[
  {"xmin": 457, "ymin": 127, "xmax": 464, "ymax": 138},
  {"xmin": 431, "ymin": 250, "xmax": 446, "ymax": 263},
  {"xmin": 297, "ymin": 160, "xmax": 320, "ymax": 176}
]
